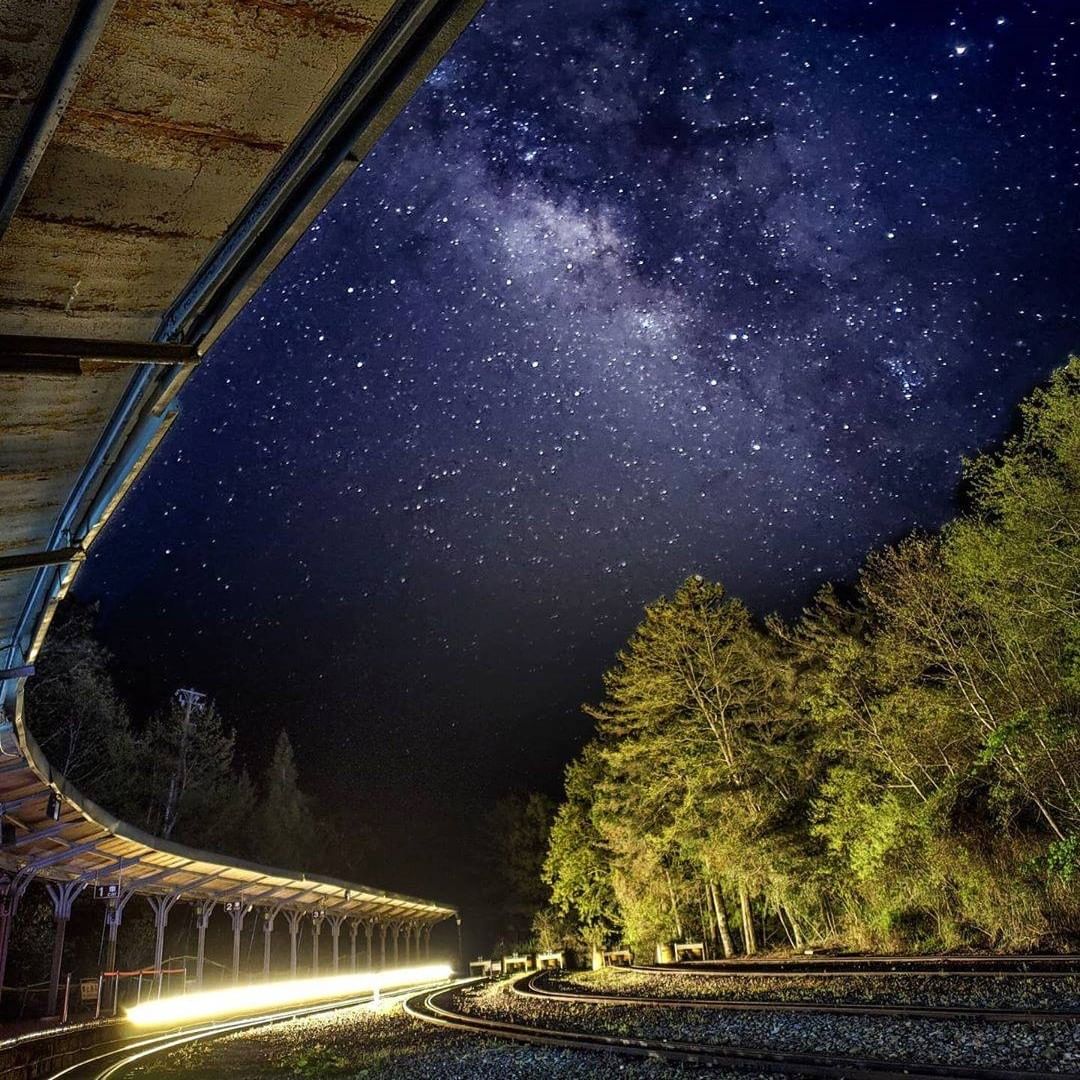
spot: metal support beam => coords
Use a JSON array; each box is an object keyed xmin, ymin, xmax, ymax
[
  {"xmin": 0, "ymin": 871, "xmax": 36, "ymax": 1002},
  {"xmin": 285, "ymin": 909, "xmax": 303, "ymax": 977},
  {"xmin": 103, "ymin": 888, "xmax": 135, "ymax": 1012},
  {"xmin": 349, "ymin": 920, "xmax": 359, "ymax": 972},
  {"xmin": 365, "ymin": 920, "xmax": 374, "ymax": 970},
  {"xmin": 0, "ymin": 335, "xmax": 199, "ymax": 365},
  {"xmin": 262, "ymin": 906, "xmax": 282, "ymax": 980},
  {"xmin": 310, "ymin": 912, "xmax": 323, "ymax": 975},
  {"xmin": 0, "ymin": 548, "xmax": 84, "ymax": 579},
  {"xmin": 227, "ymin": 903, "xmax": 250, "ymax": 983},
  {"xmin": 378, "ymin": 921, "xmax": 387, "ymax": 970},
  {"xmin": 423, "ymin": 923, "xmax": 431, "ymax": 960},
  {"xmin": 391, "ymin": 921, "xmax": 400, "ymax": 967},
  {"xmin": 194, "ymin": 900, "xmax": 215, "ymax": 987},
  {"xmin": 45, "ymin": 879, "xmax": 87, "ymax": 1015},
  {"xmin": 26, "ymin": 837, "xmax": 107, "ymax": 873},
  {"xmin": 2, "ymin": 817, "xmax": 72, "ymax": 847},
  {"xmin": 0, "ymin": 0, "xmax": 119, "ymax": 238},
  {"xmin": 328, "ymin": 914, "xmax": 344, "ymax": 973},
  {"xmin": 0, "ymin": 666, "xmax": 34, "ymax": 681},
  {"xmin": 146, "ymin": 893, "xmax": 181, "ymax": 996},
  {"xmin": 402, "ymin": 921, "xmax": 411, "ymax": 964}
]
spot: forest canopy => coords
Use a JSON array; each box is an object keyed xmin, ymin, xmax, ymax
[
  {"xmin": 23, "ymin": 610, "xmax": 358, "ymax": 877},
  {"xmin": 543, "ymin": 357, "xmax": 1080, "ymax": 956}
]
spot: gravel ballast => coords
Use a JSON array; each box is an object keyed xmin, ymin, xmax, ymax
[
  {"xmin": 124, "ymin": 996, "xmax": 746, "ymax": 1078},
  {"xmin": 451, "ymin": 974, "xmax": 1080, "ymax": 1074},
  {"xmin": 123, "ymin": 972, "xmax": 1080, "ymax": 1077},
  {"xmin": 550, "ymin": 966, "xmax": 1080, "ymax": 1011}
]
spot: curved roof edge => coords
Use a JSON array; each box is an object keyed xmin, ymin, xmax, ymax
[
  {"xmin": 0, "ymin": 0, "xmax": 483, "ymax": 925},
  {"xmin": 0, "ymin": 679, "xmax": 455, "ymax": 921}
]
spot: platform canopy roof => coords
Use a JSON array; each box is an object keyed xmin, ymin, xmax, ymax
[{"xmin": 0, "ymin": 0, "xmax": 478, "ymax": 921}]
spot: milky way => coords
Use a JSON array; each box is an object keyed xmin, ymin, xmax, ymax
[{"xmin": 76, "ymin": 1, "xmax": 1080, "ymax": 894}]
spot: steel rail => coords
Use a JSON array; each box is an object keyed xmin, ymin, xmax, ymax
[
  {"xmin": 632, "ymin": 958, "xmax": 1080, "ymax": 978},
  {"xmin": 639, "ymin": 953, "xmax": 1080, "ymax": 969},
  {"xmin": 404, "ymin": 979, "xmax": 1080, "ymax": 1080},
  {"xmin": 517, "ymin": 970, "xmax": 1080, "ymax": 1025},
  {"xmin": 42, "ymin": 979, "xmax": 459, "ymax": 1080}
]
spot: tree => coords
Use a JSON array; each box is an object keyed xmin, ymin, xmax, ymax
[
  {"xmin": 546, "ymin": 357, "xmax": 1080, "ymax": 953},
  {"xmin": 249, "ymin": 730, "xmax": 311, "ymax": 868},
  {"xmin": 588, "ymin": 576, "xmax": 806, "ymax": 954},
  {"xmin": 137, "ymin": 694, "xmax": 252, "ymax": 852},
  {"xmin": 544, "ymin": 743, "xmax": 619, "ymax": 949},
  {"xmin": 22, "ymin": 603, "xmax": 138, "ymax": 814}
]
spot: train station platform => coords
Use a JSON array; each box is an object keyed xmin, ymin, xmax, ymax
[{"xmin": 0, "ymin": 0, "xmax": 479, "ymax": 1024}]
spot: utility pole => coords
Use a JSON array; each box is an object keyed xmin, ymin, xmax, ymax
[{"xmin": 161, "ymin": 688, "xmax": 206, "ymax": 839}]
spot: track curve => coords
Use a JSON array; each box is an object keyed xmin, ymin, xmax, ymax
[
  {"xmin": 630, "ymin": 954, "xmax": 1080, "ymax": 978},
  {"xmin": 46, "ymin": 980, "xmax": 459, "ymax": 1080},
  {"xmin": 404, "ymin": 976, "xmax": 1080, "ymax": 1079},
  {"xmin": 516, "ymin": 969, "xmax": 1080, "ymax": 1024}
]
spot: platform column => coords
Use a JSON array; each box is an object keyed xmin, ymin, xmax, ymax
[
  {"xmin": 391, "ymin": 922, "xmax": 400, "ymax": 966},
  {"xmin": 348, "ymin": 920, "xmax": 359, "ymax": 971},
  {"xmin": 226, "ymin": 901, "xmax": 250, "ymax": 983},
  {"xmin": 103, "ymin": 888, "xmax": 135, "ymax": 1011},
  {"xmin": 404, "ymin": 921, "xmax": 414, "ymax": 964},
  {"xmin": 0, "ymin": 871, "xmax": 35, "ymax": 1004},
  {"xmin": 285, "ymin": 909, "xmax": 303, "ymax": 976},
  {"xmin": 328, "ymin": 915, "xmax": 344, "ymax": 973},
  {"xmin": 422, "ymin": 924, "xmax": 431, "ymax": 960},
  {"xmin": 262, "ymin": 907, "xmax": 281, "ymax": 980},
  {"xmin": 145, "ymin": 893, "xmax": 181, "ymax": 996},
  {"xmin": 194, "ymin": 901, "xmax": 216, "ymax": 986},
  {"xmin": 310, "ymin": 911, "xmax": 324, "ymax": 974},
  {"xmin": 378, "ymin": 922, "xmax": 387, "ymax": 969},
  {"xmin": 45, "ymin": 880, "xmax": 86, "ymax": 1015}
]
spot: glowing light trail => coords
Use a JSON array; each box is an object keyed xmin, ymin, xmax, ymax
[{"xmin": 126, "ymin": 963, "xmax": 452, "ymax": 1027}]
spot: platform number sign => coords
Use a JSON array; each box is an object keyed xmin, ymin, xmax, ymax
[{"xmin": 94, "ymin": 883, "xmax": 121, "ymax": 901}]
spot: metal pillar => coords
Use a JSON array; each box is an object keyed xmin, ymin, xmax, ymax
[
  {"xmin": 348, "ymin": 920, "xmax": 359, "ymax": 971},
  {"xmin": 0, "ymin": 871, "xmax": 34, "ymax": 1004},
  {"xmin": 194, "ymin": 901, "xmax": 216, "ymax": 986},
  {"xmin": 45, "ymin": 880, "xmax": 86, "ymax": 1015},
  {"xmin": 310, "ymin": 913, "xmax": 323, "ymax": 975},
  {"xmin": 378, "ymin": 922, "xmax": 387, "ymax": 969},
  {"xmin": 364, "ymin": 920, "xmax": 374, "ymax": 970},
  {"xmin": 403, "ymin": 922, "xmax": 411, "ymax": 964},
  {"xmin": 145, "ymin": 893, "xmax": 180, "ymax": 996},
  {"xmin": 328, "ymin": 915, "xmax": 344, "ymax": 973},
  {"xmin": 103, "ymin": 889, "xmax": 135, "ymax": 1011},
  {"xmin": 262, "ymin": 907, "xmax": 280, "ymax": 980},
  {"xmin": 227, "ymin": 903, "xmax": 249, "ymax": 983},
  {"xmin": 285, "ymin": 909, "xmax": 303, "ymax": 977},
  {"xmin": 422, "ymin": 924, "xmax": 431, "ymax": 960},
  {"xmin": 391, "ymin": 922, "xmax": 400, "ymax": 967}
]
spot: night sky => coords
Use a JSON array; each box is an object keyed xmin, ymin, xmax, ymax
[{"xmin": 75, "ymin": 1, "xmax": 1079, "ymax": 902}]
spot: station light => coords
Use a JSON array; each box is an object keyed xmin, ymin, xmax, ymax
[{"xmin": 125, "ymin": 963, "xmax": 452, "ymax": 1027}]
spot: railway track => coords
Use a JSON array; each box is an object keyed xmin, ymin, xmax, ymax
[
  {"xmin": 631, "ymin": 955, "xmax": 1080, "ymax": 978},
  {"xmin": 404, "ymin": 976, "xmax": 1080, "ymax": 1079},
  {"xmin": 44, "ymin": 979, "xmax": 458, "ymax": 1080},
  {"xmin": 516, "ymin": 969, "xmax": 1080, "ymax": 1024}
]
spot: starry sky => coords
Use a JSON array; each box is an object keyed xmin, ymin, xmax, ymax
[{"xmin": 75, "ymin": 0, "xmax": 1079, "ymax": 900}]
